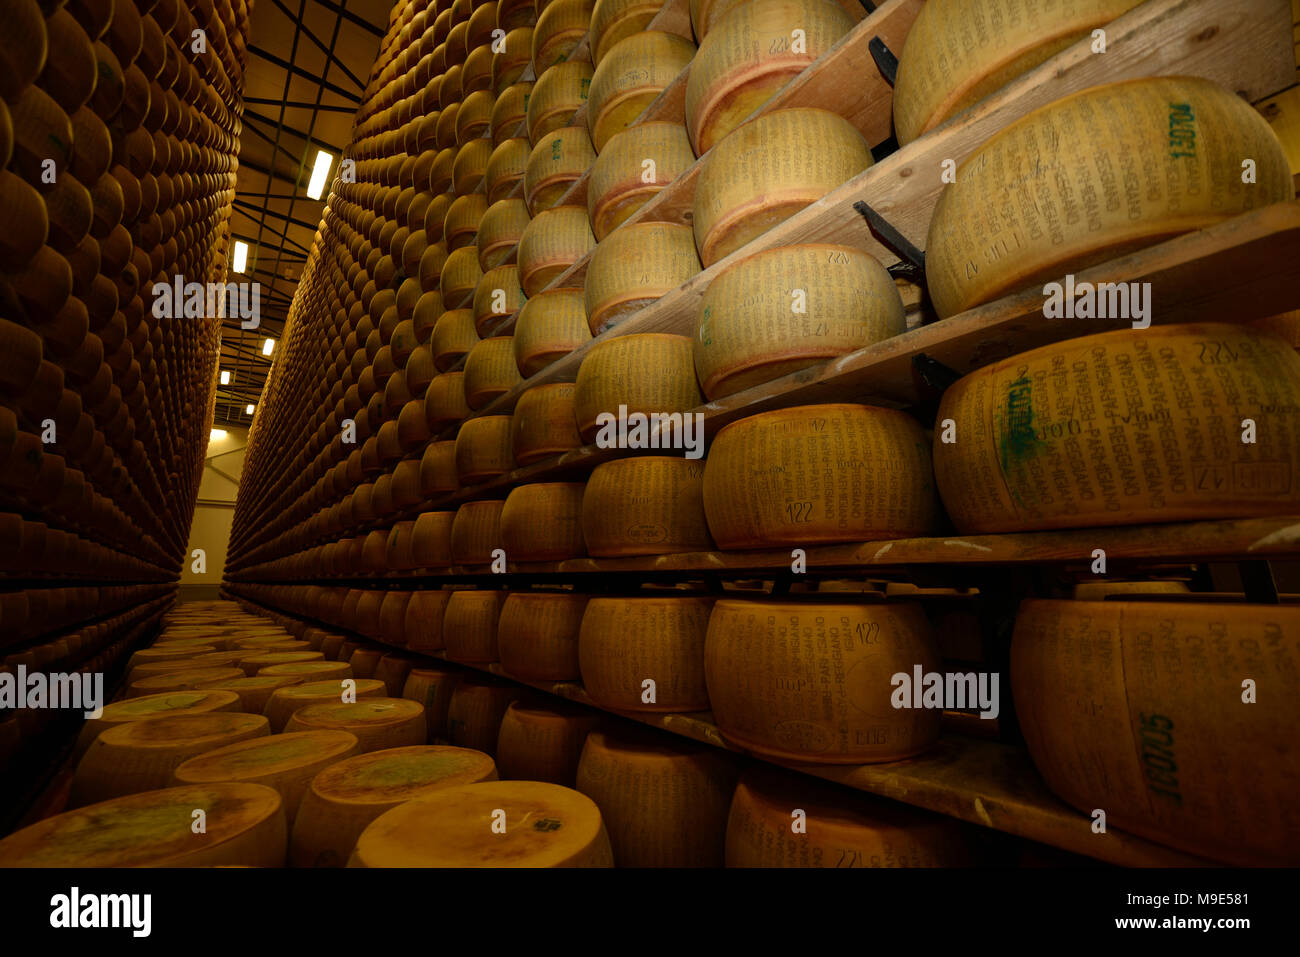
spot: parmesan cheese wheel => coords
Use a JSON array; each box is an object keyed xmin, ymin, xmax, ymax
[
  {"xmin": 127, "ymin": 643, "xmax": 219, "ymax": 672},
  {"xmin": 574, "ymin": 333, "xmax": 702, "ymax": 439},
  {"xmin": 527, "ymin": 61, "xmax": 594, "ymax": 142},
  {"xmin": 726, "ymin": 768, "xmax": 973, "ymax": 866},
  {"xmin": 284, "ymin": 699, "xmax": 427, "ymax": 753},
  {"xmin": 451, "ymin": 499, "xmax": 506, "ymax": 563},
  {"xmin": 496, "ymin": 701, "xmax": 600, "ymax": 785},
  {"xmin": 524, "ymin": 125, "xmax": 596, "ymax": 214},
  {"xmin": 497, "ymin": 591, "xmax": 590, "ymax": 679},
  {"xmin": 432, "ymin": 308, "xmax": 479, "ymax": 371},
  {"xmin": 447, "ymin": 675, "xmax": 521, "ymax": 753},
  {"xmin": 0, "ymin": 783, "xmax": 287, "ymax": 868},
  {"xmin": 420, "ymin": 441, "xmax": 459, "ymax": 495},
  {"xmin": 705, "ymin": 599, "xmax": 943, "ymax": 763},
  {"xmin": 472, "ymin": 266, "xmax": 527, "ymax": 336},
  {"xmin": 584, "ymin": 223, "xmax": 700, "ymax": 334},
  {"xmin": 926, "ymin": 77, "xmax": 1296, "ymax": 318},
  {"xmin": 240, "ymin": 651, "xmax": 325, "ymax": 677},
  {"xmin": 463, "ymin": 336, "xmax": 524, "ymax": 407},
  {"xmin": 441, "ymin": 244, "xmax": 484, "ymax": 303},
  {"xmin": 74, "ymin": 690, "xmax": 242, "ymax": 758},
  {"xmin": 412, "ymin": 511, "xmax": 457, "ymax": 567},
  {"xmin": 454, "ymin": 413, "xmax": 516, "ymax": 484},
  {"xmin": 172, "ymin": 730, "xmax": 361, "ymax": 826},
  {"xmin": 501, "ymin": 481, "xmax": 587, "ymax": 559},
  {"xmin": 589, "ymin": 32, "xmax": 695, "ymax": 152},
  {"xmin": 591, "ymin": 0, "xmax": 663, "ymax": 65},
  {"xmin": 1071, "ymin": 580, "xmax": 1191, "ymax": 600},
  {"xmin": 193, "ymin": 676, "xmax": 305, "ymax": 715},
  {"xmin": 486, "ymin": 136, "xmax": 529, "ymax": 201},
  {"xmin": 259, "ymin": 661, "xmax": 354, "ymax": 681},
  {"xmin": 493, "ymin": 27, "xmax": 534, "ymax": 92},
  {"xmin": 71, "ymin": 713, "xmax": 272, "ymax": 807},
  {"xmin": 513, "ymin": 288, "xmax": 591, "ymax": 375},
  {"xmin": 129, "ymin": 666, "xmax": 246, "ymax": 697},
  {"xmin": 578, "ymin": 595, "xmax": 713, "ymax": 710},
  {"xmin": 1012, "ymin": 600, "xmax": 1300, "ymax": 865},
  {"xmin": 532, "ymin": 0, "xmax": 594, "ymax": 69},
  {"xmin": 350, "ymin": 779, "xmax": 613, "ymax": 867},
  {"xmin": 403, "ymin": 666, "xmax": 461, "ymax": 738},
  {"xmin": 0, "ymin": 0, "xmax": 47, "ymax": 102},
  {"xmin": 445, "ymin": 192, "xmax": 488, "ymax": 250},
  {"xmin": 443, "ymin": 589, "xmax": 505, "ymax": 662},
  {"xmin": 694, "ymin": 108, "xmax": 872, "ymax": 267},
  {"xmin": 583, "ymin": 456, "xmax": 713, "ymax": 556},
  {"xmin": 263, "ymin": 679, "xmax": 387, "ymax": 734},
  {"xmin": 424, "ymin": 371, "xmax": 472, "ymax": 429},
  {"xmin": 404, "ymin": 590, "xmax": 454, "ymax": 652},
  {"xmin": 512, "ymin": 382, "xmax": 584, "ymax": 464},
  {"xmin": 1252, "ymin": 311, "xmax": 1300, "ymax": 350},
  {"xmin": 933, "ymin": 324, "xmax": 1300, "ymax": 533},
  {"xmin": 451, "ymin": 135, "xmax": 493, "ymax": 196},
  {"xmin": 491, "ymin": 82, "xmax": 533, "ymax": 145},
  {"xmin": 587, "ymin": 122, "xmax": 695, "ymax": 240},
  {"xmin": 704, "ymin": 403, "xmax": 939, "ymax": 547},
  {"xmin": 456, "ymin": 88, "xmax": 494, "ymax": 143},
  {"xmin": 517, "ymin": 204, "xmax": 596, "ymax": 295},
  {"xmin": 575, "ymin": 729, "xmax": 736, "ymax": 866},
  {"xmin": 695, "ymin": 244, "xmax": 904, "ymax": 398},
  {"xmin": 893, "ymin": 0, "xmax": 1144, "ymax": 146},
  {"xmin": 476, "ymin": 197, "xmax": 531, "ymax": 270},
  {"xmin": 290, "ymin": 745, "xmax": 498, "ymax": 867}
]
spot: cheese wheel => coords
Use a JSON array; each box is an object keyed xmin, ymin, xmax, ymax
[
  {"xmin": 432, "ymin": 308, "xmax": 479, "ymax": 371},
  {"xmin": 1012, "ymin": 600, "xmax": 1300, "ymax": 865},
  {"xmin": 452, "ymin": 138, "xmax": 493, "ymax": 201},
  {"xmin": 705, "ymin": 599, "xmax": 943, "ymax": 763},
  {"xmin": 431, "ymin": 146, "xmax": 458, "ymax": 195},
  {"xmin": 284, "ymin": 698, "xmax": 427, "ymax": 753},
  {"xmin": 443, "ymin": 589, "xmax": 505, "ymax": 662},
  {"xmin": 0, "ymin": 783, "xmax": 287, "ymax": 868},
  {"xmin": 445, "ymin": 192, "xmax": 488, "ymax": 250},
  {"xmin": 574, "ymin": 333, "xmax": 702, "ymax": 439},
  {"xmin": 463, "ymin": 336, "xmax": 523, "ymax": 407},
  {"xmin": 450, "ymin": 499, "xmax": 506, "ymax": 563},
  {"xmin": 404, "ymin": 589, "xmax": 454, "ymax": 652},
  {"xmin": 501, "ymin": 481, "xmax": 587, "ymax": 559},
  {"xmin": 532, "ymin": 0, "xmax": 594, "ymax": 69},
  {"xmin": 587, "ymin": 122, "xmax": 695, "ymax": 240},
  {"xmin": 493, "ymin": 27, "xmax": 534, "ymax": 92},
  {"xmin": 172, "ymin": 730, "xmax": 361, "ymax": 826},
  {"xmin": 129, "ymin": 667, "xmax": 246, "ymax": 697},
  {"xmin": 476, "ymin": 197, "xmax": 531, "ymax": 270},
  {"xmin": 934, "ymin": 324, "xmax": 1300, "ymax": 533},
  {"xmin": 578, "ymin": 596, "xmax": 713, "ymax": 710},
  {"xmin": 0, "ymin": 0, "xmax": 47, "ymax": 102},
  {"xmin": 473, "ymin": 266, "xmax": 527, "ymax": 336},
  {"xmin": 441, "ymin": 244, "xmax": 483, "ymax": 303},
  {"xmin": 454, "ymin": 413, "xmax": 516, "ymax": 483},
  {"xmin": 591, "ymin": 0, "xmax": 663, "ymax": 65},
  {"xmin": 420, "ymin": 441, "xmax": 459, "ymax": 495},
  {"xmin": 446, "ymin": 675, "xmax": 521, "ymax": 753},
  {"xmin": 74, "ymin": 690, "xmax": 242, "ymax": 758},
  {"xmin": 263, "ymin": 679, "xmax": 387, "ymax": 734},
  {"xmin": 424, "ymin": 371, "xmax": 472, "ymax": 429},
  {"xmin": 403, "ymin": 666, "xmax": 461, "ymax": 738},
  {"xmin": 893, "ymin": 0, "xmax": 1143, "ymax": 146},
  {"xmin": 926, "ymin": 77, "xmax": 1295, "ymax": 318},
  {"xmin": 456, "ymin": 89, "xmax": 495, "ymax": 144},
  {"xmin": 527, "ymin": 61, "xmax": 593, "ymax": 142},
  {"xmin": 350, "ymin": 779, "xmax": 613, "ymax": 867},
  {"xmin": 412, "ymin": 511, "xmax": 457, "ymax": 567},
  {"xmin": 694, "ymin": 108, "xmax": 872, "ymax": 267},
  {"xmin": 726, "ymin": 768, "xmax": 973, "ymax": 866},
  {"xmin": 513, "ymin": 289, "xmax": 591, "ymax": 375},
  {"xmin": 259, "ymin": 661, "xmax": 354, "ymax": 681},
  {"xmin": 583, "ymin": 456, "xmax": 713, "ymax": 556},
  {"xmin": 1252, "ymin": 311, "xmax": 1300, "ymax": 351},
  {"xmin": 491, "ymin": 82, "xmax": 533, "ymax": 145},
  {"xmin": 589, "ymin": 32, "xmax": 695, "ymax": 152},
  {"xmin": 517, "ymin": 204, "xmax": 596, "ymax": 295},
  {"xmin": 584, "ymin": 223, "xmax": 700, "ymax": 334},
  {"xmin": 240, "ymin": 651, "xmax": 325, "ymax": 677},
  {"xmin": 193, "ymin": 676, "xmax": 305, "ymax": 715},
  {"xmin": 0, "ymin": 171, "xmax": 47, "ymax": 272},
  {"xmin": 704, "ymin": 403, "xmax": 939, "ymax": 547},
  {"xmin": 524, "ymin": 126, "xmax": 596, "ymax": 214},
  {"xmin": 127, "ymin": 643, "xmax": 219, "ymax": 672},
  {"xmin": 576, "ymin": 729, "xmax": 736, "ymax": 866},
  {"xmin": 695, "ymin": 244, "xmax": 904, "ymax": 398},
  {"xmin": 512, "ymin": 383, "xmax": 585, "ymax": 465},
  {"xmin": 486, "ymin": 136, "xmax": 529, "ymax": 201},
  {"xmin": 497, "ymin": 591, "xmax": 590, "ymax": 679},
  {"xmin": 290, "ymin": 745, "xmax": 498, "ymax": 867},
  {"xmin": 495, "ymin": 701, "xmax": 600, "ymax": 785},
  {"xmin": 71, "ymin": 713, "xmax": 272, "ymax": 807},
  {"xmin": 1072, "ymin": 580, "xmax": 1191, "ymax": 600}
]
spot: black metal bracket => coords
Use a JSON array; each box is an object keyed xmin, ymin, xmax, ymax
[
  {"xmin": 853, "ymin": 200, "xmax": 927, "ymax": 292},
  {"xmin": 1238, "ymin": 560, "xmax": 1280, "ymax": 604},
  {"xmin": 912, "ymin": 353, "xmax": 964, "ymax": 394},
  {"xmin": 868, "ymin": 36, "xmax": 898, "ymax": 88}
]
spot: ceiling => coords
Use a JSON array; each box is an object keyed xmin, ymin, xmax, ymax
[{"xmin": 216, "ymin": 0, "xmax": 392, "ymax": 427}]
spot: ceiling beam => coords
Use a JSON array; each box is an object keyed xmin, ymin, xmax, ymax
[
  {"xmin": 308, "ymin": 0, "xmax": 385, "ymax": 38},
  {"xmin": 247, "ymin": 44, "xmax": 363, "ymax": 103}
]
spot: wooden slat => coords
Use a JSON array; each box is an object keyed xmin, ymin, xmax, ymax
[{"xmin": 1258, "ymin": 84, "xmax": 1300, "ymax": 178}]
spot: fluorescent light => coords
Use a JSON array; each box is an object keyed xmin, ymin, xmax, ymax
[
  {"xmin": 232, "ymin": 241, "xmax": 249, "ymax": 274},
  {"xmin": 219, "ymin": 370, "xmax": 230, "ymax": 385},
  {"xmin": 307, "ymin": 149, "xmax": 333, "ymax": 200},
  {"xmin": 245, "ymin": 403, "xmax": 255, "ymax": 414},
  {"xmin": 210, "ymin": 429, "xmax": 228, "ymax": 441},
  {"xmin": 262, "ymin": 338, "xmax": 274, "ymax": 356}
]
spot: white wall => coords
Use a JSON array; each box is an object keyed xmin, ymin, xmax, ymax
[{"xmin": 180, "ymin": 426, "xmax": 247, "ymax": 592}]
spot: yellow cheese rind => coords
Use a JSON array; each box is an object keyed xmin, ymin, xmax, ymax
[
  {"xmin": 501, "ymin": 482, "xmax": 588, "ymax": 560},
  {"xmin": 587, "ymin": 122, "xmax": 695, "ymax": 241},
  {"xmin": 443, "ymin": 589, "xmax": 505, "ymax": 663},
  {"xmin": 263, "ymin": 678, "xmax": 387, "ymax": 733},
  {"xmin": 589, "ymin": 31, "xmax": 696, "ymax": 152},
  {"xmin": 578, "ymin": 596, "xmax": 713, "ymax": 711},
  {"xmin": 582, "ymin": 456, "xmax": 713, "ymax": 556},
  {"xmin": 284, "ymin": 698, "xmax": 427, "ymax": 753},
  {"xmin": 512, "ymin": 382, "xmax": 585, "ymax": 464},
  {"xmin": 496, "ymin": 701, "xmax": 601, "ymax": 786},
  {"xmin": 585, "ymin": 223, "xmax": 700, "ymax": 334},
  {"xmin": 497, "ymin": 592, "xmax": 590, "ymax": 680},
  {"xmin": 573, "ymin": 333, "xmax": 703, "ymax": 440},
  {"xmin": 447, "ymin": 676, "xmax": 521, "ymax": 753}
]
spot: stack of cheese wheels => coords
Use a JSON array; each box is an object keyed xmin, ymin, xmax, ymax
[
  {"xmin": 705, "ymin": 599, "xmax": 943, "ymax": 762},
  {"xmin": 573, "ymin": 333, "xmax": 703, "ymax": 439},
  {"xmin": 933, "ymin": 324, "xmax": 1300, "ymax": 532},
  {"xmin": 926, "ymin": 77, "xmax": 1295, "ymax": 318},
  {"xmin": 501, "ymin": 482, "xmax": 587, "ymax": 559},
  {"xmin": 497, "ymin": 592, "xmax": 590, "ymax": 680},
  {"xmin": 512, "ymin": 382, "xmax": 585, "ymax": 463},
  {"xmin": 583, "ymin": 456, "xmax": 713, "ymax": 556},
  {"xmin": 589, "ymin": 31, "xmax": 695, "ymax": 152},
  {"xmin": 0, "ymin": 784, "xmax": 288, "ymax": 868},
  {"xmin": 454, "ymin": 414, "xmax": 515, "ymax": 483},
  {"xmin": 587, "ymin": 123, "xmax": 695, "ymax": 240},
  {"xmin": 1012, "ymin": 600, "xmax": 1300, "ymax": 864},
  {"xmin": 525, "ymin": 126, "xmax": 596, "ymax": 213},
  {"xmin": 694, "ymin": 108, "xmax": 871, "ymax": 266},
  {"xmin": 411, "ymin": 512, "xmax": 456, "ymax": 568},
  {"xmin": 263, "ymin": 679, "xmax": 387, "ymax": 733},
  {"xmin": 402, "ymin": 665, "xmax": 461, "ymax": 739},
  {"xmin": 74, "ymin": 690, "xmax": 243, "ymax": 758},
  {"xmin": 447, "ymin": 675, "xmax": 521, "ymax": 754},
  {"xmin": 71, "ymin": 713, "xmax": 272, "ymax": 807},
  {"xmin": 172, "ymin": 731, "xmax": 362, "ymax": 826},
  {"xmin": 284, "ymin": 699, "xmax": 427, "ymax": 752},
  {"xmin": 495, "ymin": 700, "xmax": 602, "ymax": 785},
  {"xmin": 450, "ymin": 499, "xmax": 507, "ymax": 563},
  {"xmin": 893, "ymin": 0, "xmax": 1145, "ymax": 146},
  {"xmin": 349, "ymin": 780, "xmax": 614, "ymax": 867},
  {"xmin": 194, "ymin": 675, "xmax": 308, "ymax": 715},
  {"xmin": 685, "ymin": 0, "xmax": 854, "ymax": 154},
  {"xmin": 443, "ymin": 589, "xmax": 505, "ymax": 662},
  {"xmin": 694, "ymin": 244, "xmax": 905, "ymax": 398},
  {"xmin": 576, "ymin": 729, "xmax": 737, "ymax": 866},
  {"xmin": 463, "ymin": 337, "xmax": 523, "ymax": 407},
  {"xmin": 726, "ymin": 768, "xmax": 973, "ymax": 867},
  {"xmin": 290, "ymin": 745, "xmax": 498, "ymax": 867},
  {"xmin": 585, "ymin": 224, "xmax": 701, "ymax": 334},
  {"xmin": 486, "ymin": 137, "xmax": 530, "ymax": 201},
  {"xmin": 527, "ymin": 61, "xmax": 594, "ymax": 141},
  {"xmin": 432, "ymin": 308, "xmax": 479, "ymax": 370},
  {"xmin": 517, "ymin": 205, "xmax": 596, "ymax": 295},
  {"xmin": 403, "ymin": 590, "xmax": 454, "ymax": 653},
  {"xmin": 513, "ymin": 289, "xmax": 592, "ymax": 375},
  {"xmin": 579, "ymin": 595, "xmax": 713, "ymax": 710}
]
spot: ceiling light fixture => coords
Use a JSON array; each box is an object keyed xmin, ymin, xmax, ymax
[
  {"xmin": 307, "ymin": 149, "xmax": 333, "ymax": 200},
  {"xmin": 232, "ymin": 241, "xmax": 249, "ymax": 274},
  {"xmin": 245, "ymin": 403, "xmax": 255, "ymax": 414},
  {"xmin": 219, "ymin": 370, "xmax": 230, "ymax": 385},
  {"xmin": 262, "ymin": 338, "xmax": 274, "ymax": 356}
]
